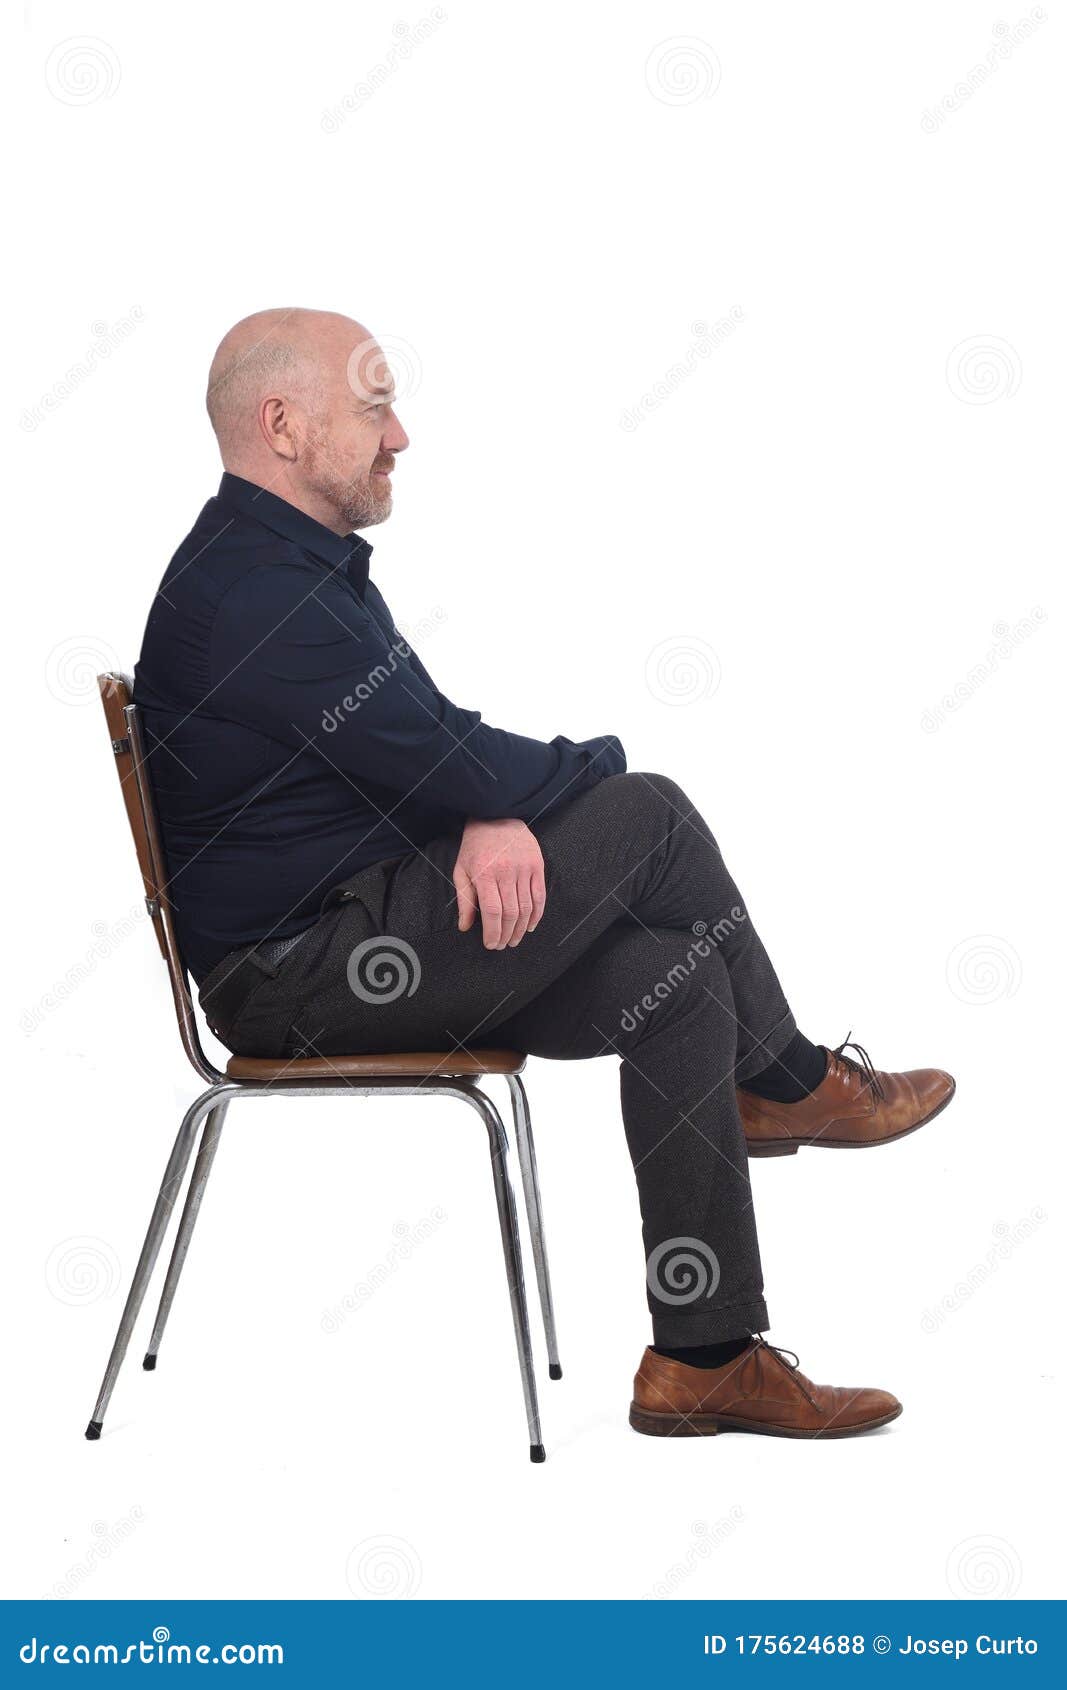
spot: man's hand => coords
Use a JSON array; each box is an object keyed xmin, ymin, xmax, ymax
[{"xmin": 452, "ymin": 818, "xmax": 547, "ymax": 950}]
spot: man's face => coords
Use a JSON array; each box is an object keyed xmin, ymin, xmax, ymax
[{"xmin": 301, "ymin": 333, "xmax": 409, "ymax": 532}]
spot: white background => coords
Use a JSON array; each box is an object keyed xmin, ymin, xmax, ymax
[{"xmin": 5, "ymin": 0, "xmax": 1063, "ymax": 1603}]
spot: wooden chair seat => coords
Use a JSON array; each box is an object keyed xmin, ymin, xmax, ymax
[{"xmin": 225, "ymin": 1048, "xmax": 526, "ymax": 1081}]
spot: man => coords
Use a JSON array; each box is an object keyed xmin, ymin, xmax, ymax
[{"xmin": 135, "ymin": 308, "xmax": 956, "ymax": 1442}]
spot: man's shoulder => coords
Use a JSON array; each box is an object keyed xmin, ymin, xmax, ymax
[
  {"xmin": 159, "ymin": 495, "xmax": 323, "ymax": 612},
  {"xmin": 137, "ymin": 496, "xmax": 342, "ymax": 704}
]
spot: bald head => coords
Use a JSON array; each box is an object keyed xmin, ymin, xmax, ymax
[
  {"xmin": 204, "ymin": 307, "xmax": 409, "ymax": 535},
  {"xmin": 206, "ymin": 308, "xmax": 360, "ymax": 452}
]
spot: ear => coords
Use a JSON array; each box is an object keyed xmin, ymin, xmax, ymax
[{"xmin": 258, "ymin": 395, "xmax": 298, "ymax": 461}]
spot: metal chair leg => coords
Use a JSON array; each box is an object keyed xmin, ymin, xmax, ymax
[
  {"xmin": 85, "ymin": 1074, "xmax": 545, "ymax": 1463},
  {"xmin": 84, "ymin": 1082, "xmax": 234, "ymax": 1439},
  {"xmin": 142, "ymin": 1100, "xmax": 229, "ymax": 1371},
  {"xmin": 506, "ymin": 1073, "xmax": 562, "ymax": 1380},
  {"xmin": 455, "ymin": 1079, "xmax": 545, "ymax": 1462}
]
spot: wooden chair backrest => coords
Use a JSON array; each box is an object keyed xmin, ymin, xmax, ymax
[{"xmin": 98, "ymin": 672, "xmax": 220, "ymax": 1082}]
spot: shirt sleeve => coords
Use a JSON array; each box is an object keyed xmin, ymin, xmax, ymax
[
  {"xmin": 363, "ymin": 583, "xmax": 444, "ymax": 698},
  {"xmin": 210, "ymin": 563, "xmax": 626, "ymax": 821}
]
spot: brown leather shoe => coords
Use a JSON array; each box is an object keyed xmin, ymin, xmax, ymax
[
  {"xmin": 630, "ymin": 1339, "xmax": 901, "ymax": 1439},
  {"xmin": 739, "ymin": 1038, "xmax": 955, "ymax": 1157}
]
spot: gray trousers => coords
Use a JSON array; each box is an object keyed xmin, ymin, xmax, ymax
[{"xmin": 201, "ymin": 773, "xmax": 797, "ymax": 1344}]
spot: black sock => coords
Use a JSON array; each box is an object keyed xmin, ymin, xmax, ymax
[
  {"xmin": 653, "ymin": 1335, "xmax": 754, "ymax": 1369},
  {"xmin": 740, "ymin": 1029, "xmax": 827, "ymax": 1104}
]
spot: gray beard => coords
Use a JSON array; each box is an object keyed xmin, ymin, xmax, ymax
[{"xmin": 310, "ymin": 461, "xmax": 391, "ymax": 531}]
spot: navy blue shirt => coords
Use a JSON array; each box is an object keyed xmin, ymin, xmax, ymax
[{"xmin": 134, "ymin": 473, "xmax": 626, "ymax": 981}]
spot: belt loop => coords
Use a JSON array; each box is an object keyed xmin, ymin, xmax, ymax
[{"xmin": 247, "ymin": 950, "xmax": 280, "ymax": 979}]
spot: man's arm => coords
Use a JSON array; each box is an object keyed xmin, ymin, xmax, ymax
[{"xmin": 211, "ymin": 564, "xmax": 626, "ymax": 821}]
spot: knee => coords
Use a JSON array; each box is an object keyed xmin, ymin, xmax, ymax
[
  {"xmin": 618, "ymin": 926, "xmax": 734, "ymax": 1051},
  {"xmin": 603, "ymin": 769, "xmax": 692, "ymax": 819}
]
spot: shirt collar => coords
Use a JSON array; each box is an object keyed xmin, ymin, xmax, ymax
[{"xmin": 216, "ymin": 472, "xmax": 373, "ymax": 592}]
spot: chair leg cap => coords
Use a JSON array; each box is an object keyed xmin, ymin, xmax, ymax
[
  {"xmin": 142, "ymin": 1354, "xmax": 157, "ymax": 1371},
  {"xmin": 549, "ymin": 1363, "xmax": 563, "ymax": 1380},
  {"xmin": 530, "ymin": 1443, "xmax": 546, "ymax": 1463},
  {"xmin": 84, "ymin": 1421, "xmax": 102, "ymax": 1441}
]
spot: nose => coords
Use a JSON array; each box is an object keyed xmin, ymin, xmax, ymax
[{"xmin": 383, "ymin": 412, "xmax": 410, "ymax": 454}]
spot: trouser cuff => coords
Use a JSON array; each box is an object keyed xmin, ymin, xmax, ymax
[{"xmin": 650, "ymin": 1294, "xmax": 769, "ymax": 1349}]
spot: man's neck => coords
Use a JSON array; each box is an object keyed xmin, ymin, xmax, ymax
[{"xmin": 221, "ymin": 461, "xmax": 348, "ymax": 536}]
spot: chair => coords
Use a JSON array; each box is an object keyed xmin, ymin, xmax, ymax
[{"xmin": 84, "ymin": 674, "xmax": 561, "ymax": 1462}]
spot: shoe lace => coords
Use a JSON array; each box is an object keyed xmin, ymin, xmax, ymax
[
  {"xmin": 832, "ymin": 1031, "xmax": 885, "ymax": 1100},
  {"xmin": 754, "ymin": 1337, "xmax": 818, "ymax": 1405},
  {"xmin": 757, "ymin": 1336, "xmax": 800, "ymax": 1369}
]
